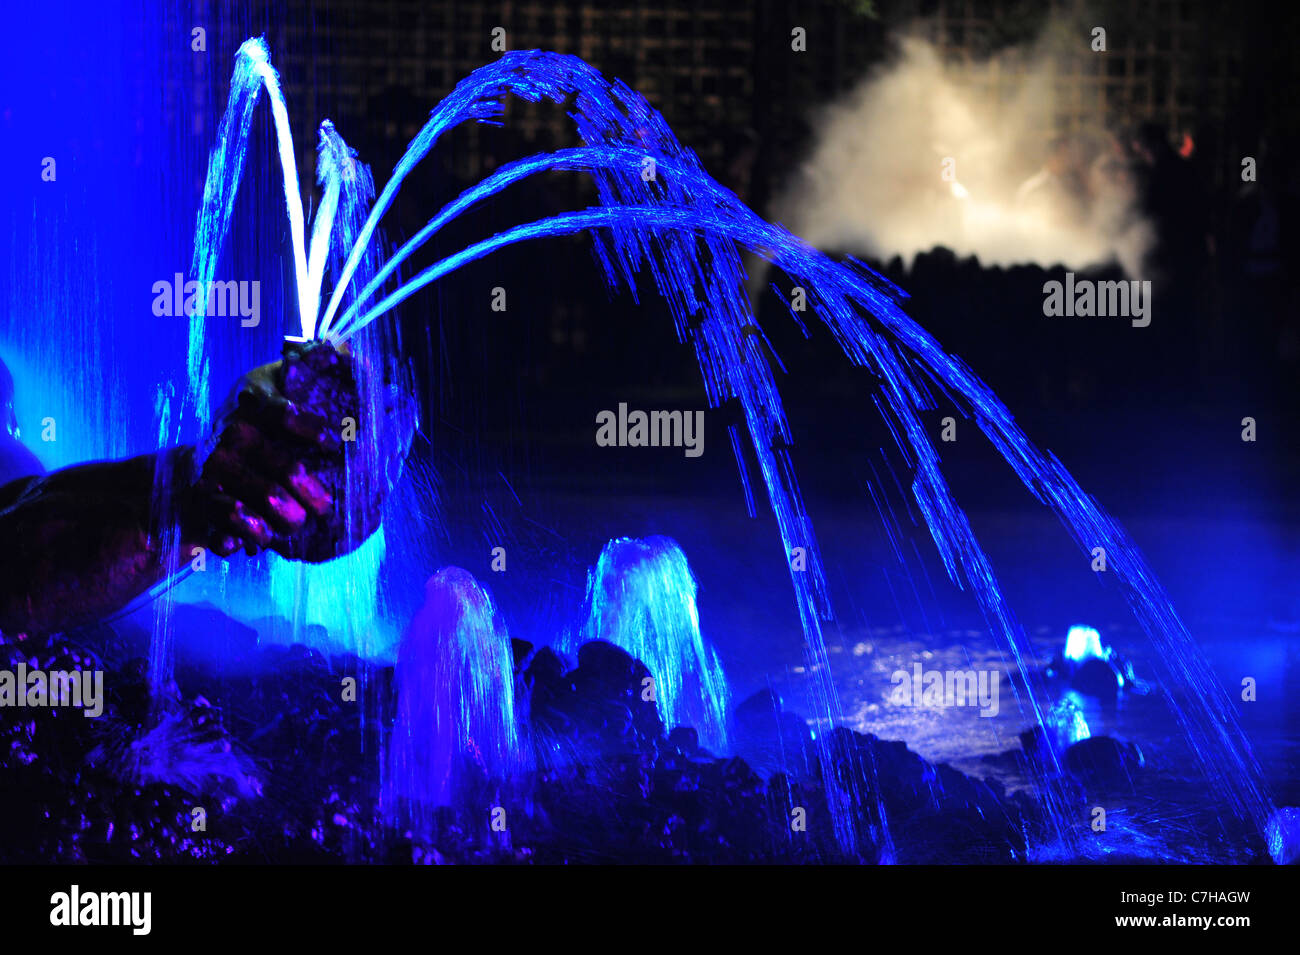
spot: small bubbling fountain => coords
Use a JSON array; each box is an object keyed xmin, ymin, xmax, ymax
[
  {"xmin": 383, "ymin": 567, "xmax": 521, "ymax": 837},
  {"xmin": 579, "ymin": 536, "xmax": 730, "ymax": 754}
]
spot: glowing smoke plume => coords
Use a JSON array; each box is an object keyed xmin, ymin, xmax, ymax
[{"xmin": 769, "ymin": 33, "xmax": 1154, "ymax": 277}]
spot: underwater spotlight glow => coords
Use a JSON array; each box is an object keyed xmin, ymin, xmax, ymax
[
  {"xmin": 267, "ymin": 527, "xmax": 389, "ymax": 656},
  {"xmin": 1065, "ymin": 625, "xmax": 1108, "ymax": 663}
]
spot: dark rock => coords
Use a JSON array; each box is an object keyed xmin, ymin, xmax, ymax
[
  {"xmin": 575, "ymin": 639, "xmax": 638, "ymax": 689},
  {"xmin": 1064, "ymin": 735, "xmax": 1144, "ymax": 786},
  {"xmin": 733, "ymin": 688, "xmax": 782, "ymax": 735},
  {"xmin": 524, "ymin": 646, "xmax": 566, "ymax": 688},
  {"xmin": 668, "ymin": 726, "xmax": 699, "ymax": 755},
  {"xmin": 731, "ymin": 688, "xmax": 814, "ymax": 776},
  {"xmin": 894, "ymin": 808, "xmax": 1023, "ymax": 864},
  {"xmin": 1071, "ymin": 657, "xmax": 1122, "ymax": 700},
  {"xmin": 510, "ymin": 638, "xmax": 534, "ymax": 671}
]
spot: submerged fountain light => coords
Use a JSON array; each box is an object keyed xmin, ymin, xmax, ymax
[
  {"xmin": 185, "ymin": 37, "xmax": 1274, "ymax": 856},
  {"xmin": 1064, "ymin": 625, "xmax": 1108, "ymax": 664}
]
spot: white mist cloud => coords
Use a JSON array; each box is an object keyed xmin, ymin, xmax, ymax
[{"xmin": 768, "ymin": 32, "xmax": 1154, "ymax": 278}]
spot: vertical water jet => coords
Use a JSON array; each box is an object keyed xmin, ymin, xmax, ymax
[
  {"xmin": 383, "ymin": 567, "xmax": 521, "ymax": 837},
  {"xmin": 582, "ymin": 536, "xmax": 731, "ymax": 753}
]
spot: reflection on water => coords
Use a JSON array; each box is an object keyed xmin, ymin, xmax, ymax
[{"xmin": 769, "ymin": 622, "xmax": 1296, "ymax": 863}]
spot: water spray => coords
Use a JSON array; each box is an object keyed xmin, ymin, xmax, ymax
[{"xmin": 179, "ymin": 37, "xmax": 1274, "ymax": 859}]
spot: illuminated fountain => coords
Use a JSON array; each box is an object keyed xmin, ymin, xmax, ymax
[
  {"xmin": 579, "ymin": 536, "xmax": 730, "ymax": 754},
  {"xmin": 383, "ymin": 567, "xmax": 521, "ymax": 836},
  {"xmin": 161, "ymin": 39, "xmax": 410, "ymax": 691},
  {"xmin": 1064, "ymin": 625, "xmax": 1107, "ymax": 663},
  {"xmin": 172, "ymin": 37, "xmax": 1273, "ymax": 859}
]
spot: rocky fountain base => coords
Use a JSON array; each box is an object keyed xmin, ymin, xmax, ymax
[{"xmin": 0, "ymin": 618, "xmax": 1036, "ymax": 865}]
